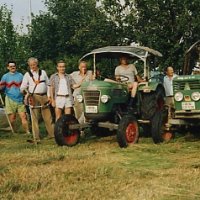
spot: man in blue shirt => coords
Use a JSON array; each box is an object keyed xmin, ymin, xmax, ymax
[
  {"xmin": 163, "ymin": 66, "xmax": 177, "ymax": 118},
  {"xmin": 0, "ymin": 61, "xmax": 29, "ymax": 133}
]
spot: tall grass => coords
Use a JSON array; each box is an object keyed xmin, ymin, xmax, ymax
[{"xmin": 0, "ymin": 131, "xmax": 200, "ymax": 200}]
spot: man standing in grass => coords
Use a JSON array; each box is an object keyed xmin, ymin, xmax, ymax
[
  {"xmin": 0, "ymin": 61, "xmax": 29, "ymax": 134},
  {"xmin": 49, "ymin": 60, "xmax": 75, "ymax": 121},
  {"xmin": 70, "ymin": 61, "xmax": 93, "ymax": 123},
  {"xmin": 163, "ymin": 66, "xmax": 177, "ymax": 119},
  {"xmin": 20, "ymin": 57, "xmax": 54, "ymax": 142}
]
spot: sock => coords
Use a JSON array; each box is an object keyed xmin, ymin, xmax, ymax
[{"xmin": 129, "ymin": 97, "xmax": 135, "ymax": 106}]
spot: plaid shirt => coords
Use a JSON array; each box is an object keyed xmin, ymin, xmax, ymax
[{"xmin": 49, "ymin": 73, "xmax": 75, "ymax": 104}]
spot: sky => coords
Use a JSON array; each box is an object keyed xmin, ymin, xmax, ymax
[{"xmin": 0, "ymin": 0, "xmax": 47, "ymax": 33}]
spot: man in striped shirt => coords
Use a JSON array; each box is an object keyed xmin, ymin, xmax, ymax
[{"xmin": 0, "ymin": 60, "xmax": 29, "ymax": 133}]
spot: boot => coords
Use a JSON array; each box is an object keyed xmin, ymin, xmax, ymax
[{"xmin": 128, "ymin": 97, "xmax": 137, "ymax": 113}]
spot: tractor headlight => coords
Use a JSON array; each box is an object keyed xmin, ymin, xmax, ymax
[
  {"xmin": 191, "ymin": 92, "xmax": 200, "ymax": 101},
  {"xmin": 174, "ymin": 92, "xmax": 183, "ymax": 101},
  {"xmin": 100, "ymin": 95, "xmax": 110, "ymax": 103},
  {"xmin": 76, "ymin": 94, "xmax": 83, "ymax": 103}
]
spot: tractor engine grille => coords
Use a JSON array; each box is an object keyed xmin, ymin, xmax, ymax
[
  {"xmin": 83, "ymin": 90, "xmax": 100, "ymax": 106},
  {"xmin": 173, "ymin": 80, "xmax": 200, "ymax": 91}
]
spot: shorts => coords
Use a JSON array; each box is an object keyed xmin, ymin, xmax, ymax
[
  {"xmin": 5, "ymin": 96, "xmax": 26, "ymax": 114},
  {"xmin": 55, "ymin": 96, "xmax": 73, "ymax": 109}
]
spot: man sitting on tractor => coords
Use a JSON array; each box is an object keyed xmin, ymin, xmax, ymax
[{"xmin": 115, "ymin": 55, "xmax": 145, "ymax": 109}]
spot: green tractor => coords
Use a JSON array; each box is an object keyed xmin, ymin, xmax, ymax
[
  {"xmin": 54, "ymin": 46, "xmax": 166, "ymax": 147},
  {"xmin": 160, "ymin": 41, "xmax": 200, "ymax": 138}
]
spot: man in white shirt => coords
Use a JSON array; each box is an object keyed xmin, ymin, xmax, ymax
[{"xmin": 20, "ymin": 57, "xmax": 54, "ymax": 142}]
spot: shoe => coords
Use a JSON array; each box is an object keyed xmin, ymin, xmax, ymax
[
  {"xmin": 27, "ymin": 139, "xmax": 41, "ymax": 144},
  {"xmin": 127, "ymin": 106, "xmax": 137, "ymax": 114},
  {"xmin": 25, "ymin": 131, "xmax": 31, "ymax": 135},
  {"xmin": 44, "ymin": 136, "xmax": 55, "ymax": 140}
]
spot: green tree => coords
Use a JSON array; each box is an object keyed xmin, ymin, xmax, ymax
[
  {"xmin": 29, "ymin": 0, "xmax": 119, "ymax": 61},
  {"xmin": 0, "ymin": 5, "xmax": 16, "ymax": 73},
  {"xmin": 29, "ymin": 13, "xmax": 59, "ymax": 61},
  {"xmin": 100, "ymin": 0, "xmax": 137, "ymax": 45},
  {"xmin": 134, "ymin": 0, "xmax": 200, "ymax": 69}
]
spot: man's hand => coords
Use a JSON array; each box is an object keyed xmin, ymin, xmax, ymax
[
  {"xmin": 51, "ymin": 99, "xmax": 56, "ymax": 107},
  {"xmin": 24, "ymin": 93, "xmax": 30, "ymax": 105}
]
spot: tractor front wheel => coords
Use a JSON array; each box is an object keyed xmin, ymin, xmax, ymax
[
  {"xmin": 54, "ymin": 114, "xmax": 80, "ymax": 146},
  {"xmin": 117, "ymin": 115, "xmax": 139, "ymax": 148}
]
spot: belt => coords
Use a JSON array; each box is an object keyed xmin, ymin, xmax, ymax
[
  {"xmin": 57, "ymin": 94, "xmax": 69, "ymax": 97},
  {"xmin": 34, "ymin": 93, "xmax": 47, "ymax": 96}
]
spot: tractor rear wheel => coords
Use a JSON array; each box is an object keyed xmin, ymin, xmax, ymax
[
  {"xmin": 151, "ymin": 109, "xmax": 172, "ymax": 143},
  {"xmin": 141, "ymin": 87, "xmax": 165, "ymax": 120},
  {"xmin": 117, "ymin": 115, "xmax": 139, "ymax": 148},
  {"xmin": 54, "ymin": 114, "xmax": 80, "ymax": 146}
]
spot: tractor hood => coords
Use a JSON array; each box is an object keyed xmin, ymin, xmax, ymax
[
  {"xmin": 174, "ymin": 75, "xmax": 200, "ymax": 81},
  {"xmin": 81, "ymin": 79, "xmax": 127, "ymax": 90}
]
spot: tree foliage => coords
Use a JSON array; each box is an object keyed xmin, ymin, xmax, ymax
[
  {"xmin": 1, "ymin": 0, "xmax": 200, "ymax": 76},
  {"xmin": 41, "ymin": 0, "xmax": 119, "ymax": 56},
  {"xmin": 0, "ymin": 5, "xmax": 16, "ymax": 72},
  {"xmin": 134, "ymin": 0, "xmax": 200, "ymax": 69},
  {"xmin": 100, "ymin": 0, "xmax": 137, "ymax": 44}
]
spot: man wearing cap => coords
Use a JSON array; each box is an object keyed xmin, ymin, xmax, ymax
[
  {"xmin": 20, "ymin": 57, "xmax": 54, "ymax": 142},
  {"xmin": 0, "ymin": 60, "xmax": 29, "ymax": 133}
]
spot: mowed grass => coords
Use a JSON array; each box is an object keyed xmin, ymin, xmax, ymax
[{"xmin": 0, "ymin": 129, "xmax": 200, "ymax": 200}]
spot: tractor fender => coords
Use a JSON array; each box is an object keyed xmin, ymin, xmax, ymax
[{"xmin": 138, "ymin": 82, "xmax": 164, "ymax": 93}]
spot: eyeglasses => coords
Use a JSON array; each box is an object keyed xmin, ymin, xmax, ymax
[{"xmin": 9, "ymin": 65, "xmax": 16, "ymax": 68}]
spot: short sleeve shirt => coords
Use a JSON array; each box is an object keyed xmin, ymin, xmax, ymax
[
  {"xmin": 70, "ymin": 70, "xmax": 92, "ymax": 97},
  {"xmin": 115, "ymin": 64, "xmax": 138, "ymax": 82},
  {"xmin": 163, "ymin": 74, "xmax": 177, "ymax": 96},
  {"xmin": 0, "ymin": 72, "xmax": 23, "ymax": 103}
]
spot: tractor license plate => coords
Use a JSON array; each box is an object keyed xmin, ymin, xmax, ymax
[
  {"xmin": 182, "ymin": 102, "xmax": 195, "ymax": 110},
  {"xmin": 85, "ymin": 106, "xmax": 98, "ymax": 113}
]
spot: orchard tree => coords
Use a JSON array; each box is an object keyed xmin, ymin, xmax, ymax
[
  {"xmin": 29, "ymin": 13, "xmax": 59, "ymax": 61},
  {"xmin": 100, "ymin": 0, "xmax": 137, "ymax": 45},
  {"xmin": 134, "ymin": 0, "xmax": 200, "ymax": 69},
  {"xmin": 31, "ymin": 0, "xmax": 119, "ymax": 57},
  {"xmin": 0, "ymin": 5, "xmax": 16, "ymax": 73}
]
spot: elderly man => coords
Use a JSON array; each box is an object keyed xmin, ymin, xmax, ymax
[
  {"xmin": 70, "ymin": 61, "xmax": 93, "ymax": 123},
  {"xmin": 20, "ymin": 57, "xmax": 54, "ymax": 142}
]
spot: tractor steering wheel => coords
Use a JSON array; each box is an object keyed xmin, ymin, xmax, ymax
[{"xmin": 116, "ymin": 75, "xmax": 129, "ymax": 83}]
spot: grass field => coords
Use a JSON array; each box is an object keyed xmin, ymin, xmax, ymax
[{"xmin": 0, "ymin": 128, "xmax": 200, "ymax": 200}]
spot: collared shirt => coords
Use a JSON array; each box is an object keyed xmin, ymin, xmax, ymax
[
  {"xmin": 49, "ymin": 73, "xmax": 75, "ymax": 104},
  {"xmin": 0, "ymin": 72, "xmax": 23, "ymax": 103},
  {"xmin": 163, "ymin": 74, "xmax": 177, "ymax": 96},
  {"xmin": 70, "ymin": 70, "xmax": 92, "ymax": 97},
  {"xmin": 20, "ymin": 69, "xmax": 50, "ymax": 96},
  {"xmin": 115, "ymin": 64, "xmax": 138, "ymax": 82}
]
